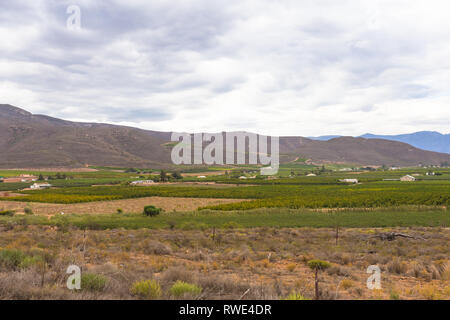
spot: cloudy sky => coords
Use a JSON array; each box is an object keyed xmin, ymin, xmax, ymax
[{"xmin": 1, "ymin": 0, "xmax": 449, "ymax": 136}]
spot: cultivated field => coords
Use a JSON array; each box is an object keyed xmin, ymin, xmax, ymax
[
  {"xmin": 0, "ymin": 165, "xmax": 448, "ymax": 300},
  {"xmin": 0, "ymin": 197, "xmax": 244, "ymax": 216}
]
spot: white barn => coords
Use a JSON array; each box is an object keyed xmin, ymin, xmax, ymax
[{"xmin": 400, "ymin": 175, "xmax": 416, "ymax": 182}]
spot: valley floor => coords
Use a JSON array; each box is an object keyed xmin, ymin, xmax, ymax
[{"xmin": 0, "ymin": 167, "xmax": 448, "ymax": 300}]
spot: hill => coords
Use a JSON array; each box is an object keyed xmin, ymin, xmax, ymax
[
  {"xmin": 310, "ymin": 131, "xmax": 449, "ymax": 154},
  {"xmin": 0, "ymin": 104, "xmax": 172, "ymax": 168},
  {"xmin": 1, "ymin": 104, "xmax": 449, "ymax": 168},
  {"xmin": 360, "ymin": 132, "xmax": 450, "ymax": 154}
]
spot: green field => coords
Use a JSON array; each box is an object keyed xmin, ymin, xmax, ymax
[
  {"xmin": 0, "ymin": 207, "xmax": 448, "ymax": 230},
  {"xmin": 1, "ymin": 167, "xmax": 449, "ymax": 212},
  {"xmin": 2, "ymin": 179, "xmax": 448, "ymax": 209}
]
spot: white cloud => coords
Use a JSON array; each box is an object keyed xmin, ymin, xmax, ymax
[{"xmin": 0, "ymin": 0, "xmax": 449, "ymax": 136}]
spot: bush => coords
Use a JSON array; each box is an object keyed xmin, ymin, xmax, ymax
[
  {"xmin": 130, "ymin": 279, "xmax": 161, "ymax": 299},
  {"xmin": 222, "ymin": 221, "xmax": 242, "ymax": 229},
  {"xmin": 340, "ymin": 279, "xmax": 354, "ymax": 290},
  {"xmin": 24, "ymin": 207, "xmax": 33, "ymax": 215},
  {"xmin": 387, "ymin": 258, "xmax": 408, "ymax": 275},
  {"xmin": 169, "ymin": 281, "xmax": 202, "ymax": 298},
  {"xmin": 0, "ymin": 248, "xmax": 53, "ymax": 271},
  {"xmin": 81, "ymin": 273, "xmax": 107, "ymax": 291},
  {"xmin": 286, "ymin": 263, "xmax": 296, "ymax": 272},
  {"xmin": 142, "ymin": 240, "xmax": 172, "ymax": 255},
  {"xmin": 171, "ymin": 172, "xmax": 183, "ymax": 180},
  {"xmin": 0, "ymin": 249, "xmax": 25, "ymax": 270},
  {"xmin": 117, "ymin": 208, "xmax": 123, "ymax": 214},
  {"xmin": 143, "ymin": 205, "xmax": 162, "ymax": 217},
  {"xmin": 19, "ymin": 255, "xmax": 44, "ymax": 269},
  {"xmin": 284, "ymin": 292, "xmax": 309, "ymax": 300},
  {"xmin": 390, "ymin": 290, "xmax": 400, "ymax": 300},
  {"xmin": 0, "ymin": 210, "xmax": 15, "ymax": 216}
]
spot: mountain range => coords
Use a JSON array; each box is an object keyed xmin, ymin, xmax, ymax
[
  {"xmin": 309, "ymin": 132, "xmax": 449, "ymax": 154},
  {"xmin": 1, "ymin": 104, "xmax": 449, "ymax": 168}
]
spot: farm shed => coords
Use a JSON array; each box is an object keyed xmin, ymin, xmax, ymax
[{"xmin": 400, "ymin": 175, "xmax": 416, "ymax": 181}]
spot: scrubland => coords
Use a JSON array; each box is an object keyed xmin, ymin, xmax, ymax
[{"xmin": 0, "ymin": 224, "xmax": 448, "ymax": 300}]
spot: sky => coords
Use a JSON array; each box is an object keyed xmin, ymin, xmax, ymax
[{"xmin": 1, "ymin": 0, "xmax": 449, "ymax": 136}]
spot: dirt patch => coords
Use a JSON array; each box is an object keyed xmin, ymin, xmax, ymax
[
  {"xmin": 181, "ymin": 171, "xmax": 226, "ymax": 177},
  {"xmin": 0, "ymin": 197, "xmax": 246, "ymax": 215},
  {"xmin": 0, "ymin": 192, "xmax": 25, "ymax": 198},
  {"xmin": 3, "ymin": 167, "xmax": 98, "ymax": 172}
]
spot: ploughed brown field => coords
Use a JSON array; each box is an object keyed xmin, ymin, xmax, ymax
[{"xmin": 0, "ymin": 197, "xmax": 245, "ymax": 216}]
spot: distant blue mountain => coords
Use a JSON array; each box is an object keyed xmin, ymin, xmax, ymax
[
  {"xmin": 309, "ymin": 131, "xmax": 450, "ymax": 154},
  {"xmin": 307, "ymin": 135, "xmax": 341, "ymax": 141}
]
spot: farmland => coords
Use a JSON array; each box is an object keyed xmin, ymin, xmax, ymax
[
  {"xmin": 0, "ymin": 207, "xmax": 448, "ymax": 230},
  {"xmin": 3, "ymin": 180, "xmax": 448, "ymax": 209},
  {"xmin": 0, "ymin": 166, "xmax": 448, "ymax": 300}
]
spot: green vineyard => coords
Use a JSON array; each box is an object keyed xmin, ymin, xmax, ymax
[{"xmin": 3, "ymin": 179, "xmax": 449, "ymax": 209}]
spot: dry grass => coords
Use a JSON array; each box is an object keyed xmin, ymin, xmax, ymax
[
  {"xmin": 0, "ymin": 225, "xmax": 448, "ymax": 300},
  {"xmin": 0, "ymin": 197, "xmax": 245, "ymax": 216}
]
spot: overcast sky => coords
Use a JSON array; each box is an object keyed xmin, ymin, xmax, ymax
[{"xmin": 1, "ymin": 0, "xmax": 449, "ymax": 136}]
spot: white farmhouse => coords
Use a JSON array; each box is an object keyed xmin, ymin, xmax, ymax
[
  {"xmin": 130, "ymin": 180, "xmax": 154, "ymax": 185},
  {"xmin": 30, "ymin": 183, "xmax": 52, "ymax": 189},
  {"xmin": 400, "ymin": 175, "xmax": 416, "ymax": 182}
]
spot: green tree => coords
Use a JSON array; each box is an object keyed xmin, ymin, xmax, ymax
[
  {"xmin": 308, "ymin": 260, "xmax": 331, "ymax": 300},
  {"xmin": 160, "ymin": 170, "xmax": 167, "ymax": 182},
  {"xmin": 171, "ymin": 172, "xmax": 182, "ymax": 180},
  {"xmin": 143, "ymin": 205, "xmax": 162, "ymax": 217}
]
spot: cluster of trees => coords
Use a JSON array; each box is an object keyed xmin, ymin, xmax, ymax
[
  {"xmin": 125, "ymin": 168, "xmax": 153, "ymax": 174},
  {"xmin": 38, "ymin": 173, "xmax": 72, "ymax": 181},
  {"xmin": 147, "ymin": 170, "xmax": 183, "ymax": 182},
  {"xmin": 225, "ymin": 169, "xmax": 259, "ymax": 179},
  {"xmin": 301, "ymin": 165, "xmax": 330, "ymax": 176}
]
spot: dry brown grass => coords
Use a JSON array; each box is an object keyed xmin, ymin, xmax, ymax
[
  {"xmin": 0, "ymin": 225, "xmax": 448, "ymax": 300},
  {"xmin": 0, "ymin": 197, "xmax": 245, "ymax": 216}
]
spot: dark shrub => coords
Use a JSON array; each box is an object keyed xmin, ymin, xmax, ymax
[
  {"xmin": 143, "ymin": 205, "xmax": 162, "ymax": 217},
  {"xmin": 0, "ymin": 210, "xmax": 15, "ymax": 216}
]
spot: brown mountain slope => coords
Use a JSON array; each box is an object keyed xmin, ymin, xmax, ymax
[
  {"xmin": 0, "ymin": 104, "xmax": 172, "ymax": 168},
  {"xmin": 0, "ymin": 104, "xmax": 449, "ymax": 168},
  {"xmin": 279, "ymin": 136, "xmax": 450, "ymax": 166}
]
